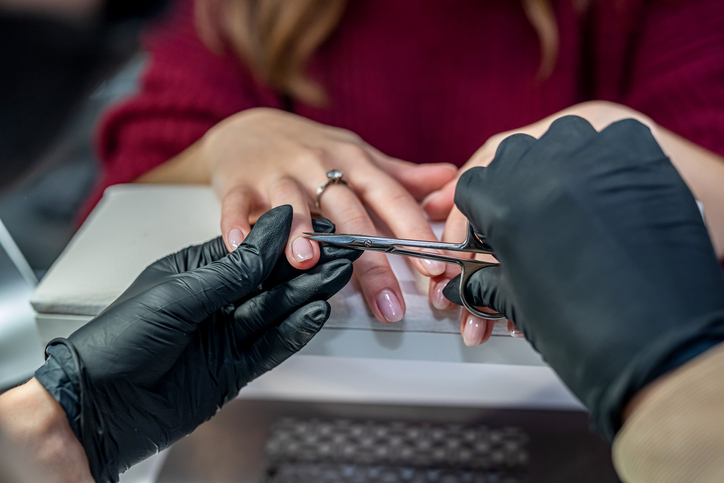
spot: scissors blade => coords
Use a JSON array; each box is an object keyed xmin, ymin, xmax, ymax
[
  {"xmin": 302, "ymin": 233, "xmax": 364, "ymax": 249},
  {"xmin": 304, "ymin": 232, "xmax": 455, "ymax": 252}
]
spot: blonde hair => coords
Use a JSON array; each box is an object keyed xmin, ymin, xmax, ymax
[{"xmin": 196, "ymin": 0, "xmax": 588, "ymax": 107}]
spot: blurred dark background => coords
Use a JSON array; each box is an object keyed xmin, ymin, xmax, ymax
[{"xmin": 0, "ymin": 0, "xmax": 169, "ymax": 274}]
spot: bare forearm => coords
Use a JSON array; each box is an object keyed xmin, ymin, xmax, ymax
[
  {"xmin": 135, "ymin": 139, "xmax": 210, "ymax": 184},
  {"xmin": 0, "ymin": 379, "xmax": 92, "ymax": 483}
]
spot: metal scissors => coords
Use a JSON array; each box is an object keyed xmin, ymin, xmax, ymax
[{"xmin": 304, "ymin": 222, "xmax": 504, "ymax": 320}]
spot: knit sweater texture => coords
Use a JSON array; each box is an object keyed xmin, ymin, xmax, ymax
[{"xmin": 90, "ymin": 0, "xmax": 724, "ymax": 216}]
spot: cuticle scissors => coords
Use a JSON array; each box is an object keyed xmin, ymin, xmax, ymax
[{"xmin": 304, "ymin": 222, "xmax": 505, "ymax": 320}]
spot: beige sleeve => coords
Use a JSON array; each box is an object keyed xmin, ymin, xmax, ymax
[{"xmin": 613, "ymin": 343, "xmax": 724, "ymax": 483}]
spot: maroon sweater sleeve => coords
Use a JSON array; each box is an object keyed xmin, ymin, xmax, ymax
[
  {"xmin": 623, "ymin": 0, "xmax": 724, "ymax": 158},
  {"xmin": 84, "ymin": 0, "xmax": 279, "ymax": 218}
]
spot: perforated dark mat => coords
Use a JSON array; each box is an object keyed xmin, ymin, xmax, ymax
[
  {"xmin": 261, "ymin": 418, "xmax": 528, "ymax": 482},
  {"xmin": 156, "ymin": 400, "xmax": 621, "ymax": 483}
]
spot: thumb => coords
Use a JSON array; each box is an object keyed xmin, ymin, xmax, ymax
[{"xmin": 443, "ymin": 266, "xmax": 519, "ymax": 323}]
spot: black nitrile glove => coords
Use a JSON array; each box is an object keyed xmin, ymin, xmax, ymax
[
  {"xmin": 444, "ymin": 116, "xmax": 724, "ymax": 440},
  {"xmin": 35, "ymin": 206, "xmax": 360, "ymax": 482}
]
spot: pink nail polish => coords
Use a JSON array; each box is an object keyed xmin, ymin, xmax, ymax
[
  {"xmin": 422, "ymin": 258, "xmax": 446, "ymax": 277},
  {"xmin": 432, "ymin": 279, "xmax": 452, "ymax": 310},
  {"xmin": 462, "ymin": 314, "xmax": 485, "ymax": 347},
  {"xmin": 228, "ymin": 228, "xmax": 244, "ymax": 250},
  {"xmin": 376, "ymin": 290, "xmax": 403, "ymax": 323},
  {"xmin": 421, "ymin": 190, "xmax": 442, "ymax": 208},
  {"xmin": 510, "ymin": 326, "xmax": 525, "ymax": 338},
  {"xmin": 292, "ymin": 237, "xmax": 314, "ymax": 262}
]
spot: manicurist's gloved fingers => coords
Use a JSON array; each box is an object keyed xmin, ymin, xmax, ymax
[
  {"xmin": 176, "ymin": 205, "xmax": 292, "ymax": 317},
  {"xmin": 443, "ymin": 266, "xmax": 519, "ymax": 324},
  {"xmin": 586, "ymin": 118, "xmax": 667, "ymax": 168},
  {"xmin": 261, "ymin": 217, "xmax": 362, "ymax": 288},
  {"xmin": 531, "ymin": 115, "xmax": 597, "ymax": 164},
  {"xmin": 234, "ymin": 259, "xmax": 354, "ymax": 338},
  {"xmin": 244, "ymin": 300, "xmax": 332, "ymax": 380},
  {"xmin": 162, "ymin": 237, "xmax": 229, "ymax": 273},
  {"xmin": 453, "ymin": 135, "xmax": 537, "ymax": 233},
  {"xmin": 486, "ymin": 132, "xmax": 537, "ymax": 170}
]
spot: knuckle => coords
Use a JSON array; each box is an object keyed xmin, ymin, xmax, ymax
[
  {"xmin": 296, "ymin": 146, "xmax": 326, "ymax": 167},
  {"xmin": 356, "ymin": 261, "xmax": 392, "ymax": 282},
  {"xmin": 340, "ymin": 143, "xmax": 371, "ymax": 164},
  {"xmin": 339, "ymin": 210, "xmax": 370, "ymax": 231}
]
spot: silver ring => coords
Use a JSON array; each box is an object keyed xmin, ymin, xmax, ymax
[{"xmin": 316, "ymin": 169, "xmax": 348, "ymax": 211}]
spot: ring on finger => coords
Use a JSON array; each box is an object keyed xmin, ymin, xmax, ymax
[{"xmin": 316, "ymin": 169, "xmax": 350, "ymax": 212}]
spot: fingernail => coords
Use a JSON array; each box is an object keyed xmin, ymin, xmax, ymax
[
  {"xmin": 432, "ymin": 279, "xmax": 452, "ymax": 310},
  {"xmin": 292, "ymin": 237, "xmax": 314, "ymax": 262},
  {"xmin": 421, "ymin": 257, "xmax": 446, "ymax": 277},
  {"xmin": 509, "ymin": 324, "xmax": 525, "ymax": 338},
  {"xmin": 229, "ymin": 228, "xmax": 244, "ymax": 250},
  {"xmin": 462, "ymin": 314, "xmax": 485, "ymax": 347},
  {"xmin": 376, "ymin": 290, "xmax": 403, "ymax": 323},
  {"xmin": 421, "ymin": 190, "xmax": 442, "ymax": 208}
]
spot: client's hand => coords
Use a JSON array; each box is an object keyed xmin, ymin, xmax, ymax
[
  {"xmin": 445, "ymin": 116, "xmax": 724, "ymax": 439},
  {"xmin": 199, "ymin": 108, "xmax": 456, "ymax": 323},
  {"xmin": 34, "ymin": 206, "xmax": 360, "ymax": 482}
]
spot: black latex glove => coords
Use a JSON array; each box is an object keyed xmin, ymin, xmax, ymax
[
  {"xmin": 35, "ymin": 206, "xmax": 360, "ymax": 482},
  {"xmin": 444, "ymin": 116, "xmax": 724, "ymax": 440}
]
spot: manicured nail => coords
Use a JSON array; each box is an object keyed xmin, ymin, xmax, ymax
[
  {"xmin": 228, "ymin": 228, "xmax": 244, "ymax": 250},
  {"xmin": 292, "ymin": 237, "xmax": 314, "ymax": 262},
  {"xmin": 462, "ymin": 314, "xmax": 485, "ymax": 347},
  {"xmin": 421, "ymin": 256, "xmax": 446, "ymax": 277},
  {"xmin": 432, "ymin": 279, "xmax": 452, "ymax": 310},
  {"xmin": 376, "ymin": 290, "xmax": 403, "ymax": 323},
  {"xmin": 421, "ymin": 190, "xmax": 443, "ymax": 208},
  {"xmin": 509, "ymin": 324, "xmax": 525, "ymax": 338}
]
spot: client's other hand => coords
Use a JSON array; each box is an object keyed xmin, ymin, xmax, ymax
[
  {"xmin": 34, "ymin": 205, "xmax": 360, "ymax": 483},
  {"xmin": 445, "ymin": 116, "xmax": 724, "ymax": 439}
]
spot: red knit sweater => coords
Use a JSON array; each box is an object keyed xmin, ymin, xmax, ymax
[{"xmin": 91, "ymin": 0, "xmax": 724, "ymax": 216}]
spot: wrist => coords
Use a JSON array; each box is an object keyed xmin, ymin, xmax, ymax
[
  {"xmin": 622, "ymin": 338, "xmax": 723, "ymax": 424},
  {"xmin": 0, "ymin": 379, "xmax": 92, "ymax": 482}
]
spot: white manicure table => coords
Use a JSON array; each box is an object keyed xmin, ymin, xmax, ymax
[{"xmin": 31, "ymin": 185, "xmax": 582, "ymax": 482}]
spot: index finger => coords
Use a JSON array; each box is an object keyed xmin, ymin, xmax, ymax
[{"xmin": 352, "ymin": 168, "xmax": 448, "ymax": 278}]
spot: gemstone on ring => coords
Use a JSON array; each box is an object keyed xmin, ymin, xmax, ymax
[
  {"xmin": 326, "ymin": 169, "xmax": 344, "ymax": 182},
  {"xmin": 316, "ymin": 169, "xmax": 348, "ymax": 212}
]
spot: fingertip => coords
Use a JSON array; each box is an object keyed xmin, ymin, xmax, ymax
[
  {"xmin": 480, "ymin": 319, "xmax": 495, "ymax": 344},
  {"xmin": 421, "ymin": 185, "xmax": 455, "ymax": 221},
  {"xmin": 287, "ymin": 208, "xmax": 321, "ymax": 268},
  {"xmin": 288, "ymin": 236, "xmax": 320, "ymax": 268},
  {"xmin": 306, "ymin": 299, "xmax": 331, "ymax": 324},
  {"xmin": 220, "ymin": 186, "xmax": 255, "ymax": 251},
  {"xmin": 507, "ymin": 320, "xmax": 525, "ymax": 338},
  {"xmin": 374, "ymin": 289, "xmax": 405, "ymax": 323},
  {"xmin": 226, "ymin": 228, "xmax": 246, "ymax": 252},
  {"xmin": 430, "ymin": 277, "xmax": 453, "ymax": 310},
  {"xmin": 460, "ymin": 313, "xmax": 495, "ymax": 347},
  {"xmin": 441, "ymin": 275, "xmax": 461, "ymax": 306}
]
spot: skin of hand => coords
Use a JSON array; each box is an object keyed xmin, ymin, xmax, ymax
[
  {"xmin": 444, "ymin": 116, "xmax": 724, "ymax": 440},
  {"xmin": 138, "ymin": 107, "xmax": 457, "ymax": 324},
  {"xmin": 0, "ymin": 379, "xmax": 93, "ymax": 483},
  {"xmin": 31, "ymin": 206, "xmax": 360, "ymax": 482},
  {"xmin": 423, "ymin": 100, "xmax": 724, "ymax": 346}
]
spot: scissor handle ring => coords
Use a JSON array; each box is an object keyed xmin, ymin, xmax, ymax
[{"xmin": 457, "ymin": 260, "xmax": 506, "ymax": 320}]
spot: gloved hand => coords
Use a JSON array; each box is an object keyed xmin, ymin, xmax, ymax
[
  {"xmin": 35, "ymin": 206, "xmax": 360, "ymax": 482},
  {"xmin": 445, "ymin": 116, "xmax": 724, "ymax": 440}
]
